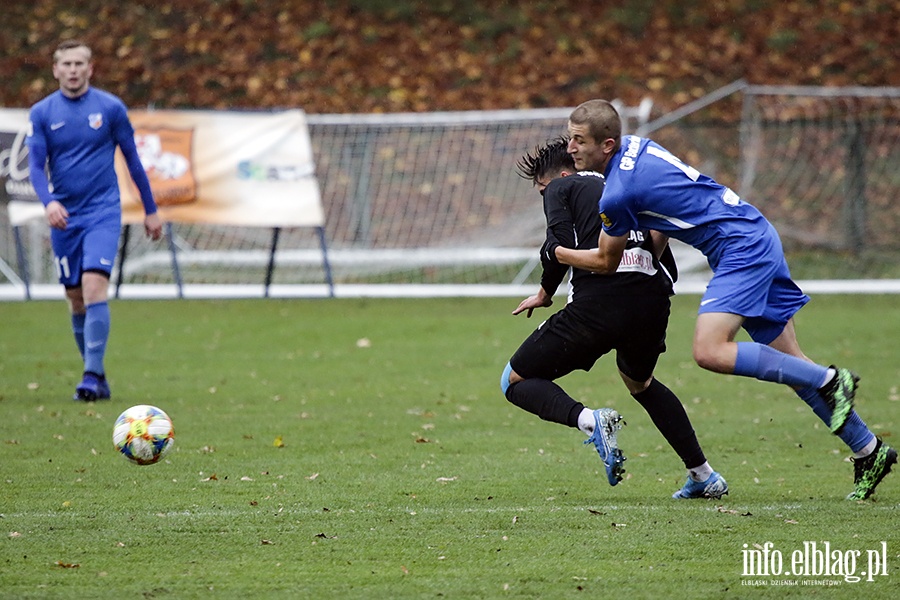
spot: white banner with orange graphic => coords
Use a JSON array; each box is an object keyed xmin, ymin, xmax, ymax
[{"xmin": 1, "ymin": 108, "xmax": 323, "ymax": 228}]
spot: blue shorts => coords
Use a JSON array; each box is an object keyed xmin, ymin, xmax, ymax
[
  {"xmin": 698, "ymin": 223, "xmax": 809, "ymax": 345},
  {"xmin": 50, "ymin": 214, "xmax": 121, "ymax": 288}
]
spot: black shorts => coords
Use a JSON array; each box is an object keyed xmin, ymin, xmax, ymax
[{"xmin": 509, "ymin": 294, "xmax": 670, "ymax": 383}]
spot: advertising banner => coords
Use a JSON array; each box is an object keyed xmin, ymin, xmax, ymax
[{"xmin": 0, "ymin": 108, "xmax": 323, "ymax": 228}]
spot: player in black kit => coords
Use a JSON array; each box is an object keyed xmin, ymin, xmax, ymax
[{"xmin": 500, "ymin": 137, "xmax": 727, "ymax": 498}]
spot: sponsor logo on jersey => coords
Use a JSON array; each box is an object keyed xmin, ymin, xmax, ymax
[
  {"xmin": 600, "ymin": 212, "xmax": 613, "ymax": 228},
  {"xmin": 576, "ymin": 170, "xmax": 606, "ymax": 182},
  {"xmin": 618, "ymin": 135, "xmax": 641, "ymax": 171},
  {"xmin": 616, "ymin": 247, "xmax": 657, "ymax": 276},
  {"xmin": 88, "ymin": 113, "xmax": 103, "ymax": 130}
]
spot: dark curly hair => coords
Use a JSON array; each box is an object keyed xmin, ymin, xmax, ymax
[{"xmin": 515, "ymin": 136, "xmax": 574, "ymax": 185}]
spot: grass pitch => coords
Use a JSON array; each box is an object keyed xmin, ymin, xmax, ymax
[{"xmin": 1, "ymin": 295, "xmax": 898, "ymax": 598}]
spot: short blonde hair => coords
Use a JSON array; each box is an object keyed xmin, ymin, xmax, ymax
[
  {"xmin": 569, "ymin": 99, "xmax": 622, "ymax": 144},
  {"xmin": 53, "ymin": 40, "xmax": 92, "ymax": 63}
]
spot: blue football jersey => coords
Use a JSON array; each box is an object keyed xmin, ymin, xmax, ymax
[
  {"xmin": 27, "ymin": 88, "xmax": 135, "ymax": 223},
  {"xmin": 599, "ymin": 135, "xmax": 771, "ymax": 270}
]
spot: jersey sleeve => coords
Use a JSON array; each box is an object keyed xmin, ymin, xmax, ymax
[
  {"xmin": 26, "ymin": 106, "xmax": 54, "ymax": 206},
  {"xmin": 598, "ymin": 182, "xmax": 639, "ymax": 238},
  {"xmin": 539, "ymin": 179, "xmax": 573, "ymax": 295}
]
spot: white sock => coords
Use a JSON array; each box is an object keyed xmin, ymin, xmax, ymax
[
  {"xmin": 577, "ymin": 408, "xmax": 595, "ymax": 436},
  {"xmin": 820, "ymin": 368, "xmax": 836, "ymax": 389},
  {"xmin": 853, "ymin": 437, "xmax": 878, "ymax": 459},
  {"xmin": 688, "ymin": 462, "xmax": 714, "ymax": 482}
]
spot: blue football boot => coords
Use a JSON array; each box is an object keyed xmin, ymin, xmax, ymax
[{"xmin": 584, "ymin": 408, "xmax": 626, "ymax": 486}]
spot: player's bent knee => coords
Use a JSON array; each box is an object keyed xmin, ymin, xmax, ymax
[{"xmin": 693, "ymin": 346, "xmax": 730, "ymax": 374}]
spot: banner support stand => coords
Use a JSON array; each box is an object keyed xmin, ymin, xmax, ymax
[
  {"xmin": 114, "ymin": 224, "xmax": 131, "ymax": 299},
  {"xmin": 12, "ymin": 225, "xmax": 31, "ymax": 301},
  {"xmin": 317, "ymin": 226, "xmax": 334, "ymax": 298},
  {"xmin": 165, "ymin": 222, "xmax": 183, "ymax": 299},
  {"xmin": 264, "ymin": 226, "xmax": 281, "ymax": 298}
]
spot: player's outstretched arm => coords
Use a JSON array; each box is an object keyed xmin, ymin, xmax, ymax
[{"xmin": 555, "ymin": 231, "xmax": 627, "ymax": 274}]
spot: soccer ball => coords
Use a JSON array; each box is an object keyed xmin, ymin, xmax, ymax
[{"xmin": 112, "ymin": 405, "xmax": 175, "ymax": 465}]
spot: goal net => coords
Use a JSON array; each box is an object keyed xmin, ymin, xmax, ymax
[
  {"xmin": 739, "ymin": 86, "xmax": 900, "ymax": 260},
  {"xmin": 3, "ymin": 87, "xmax": 899, "ymax": 299}
]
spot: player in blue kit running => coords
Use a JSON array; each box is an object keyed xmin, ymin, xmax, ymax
[
  {"xmin": 502, "ymin": 137, "xmax": 726, "ymax": 498},
  {"xmin": 27, "ymin": 40, "xmax": 162, "ymax": 401},
  {"xmin": 547, "ymin": 99, "xmax": 895, "ymax": 500}
]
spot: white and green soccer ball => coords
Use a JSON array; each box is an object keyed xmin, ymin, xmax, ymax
[{"xmin": 113, "ymin": 405, "xmax": 175, "ymax": 465}]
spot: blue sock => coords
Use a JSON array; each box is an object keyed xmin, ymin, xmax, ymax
[
  {"xmin": 71, "ymin": 313, "xmax": 86, "ymax": 358},
  {"xmin": 83, "ymin": 301, "xmax": 110, "ymax": 376},
  {"xmin": 795, "ymin": 386, "xmax": 874, "ymax": 453},
  {"xmin": 500, "ymin": 362, "xmax": 513, "ymax": 395},
  {"xmin": 733, "ymin": 342, "xmax": 830, "ymax": 388}
]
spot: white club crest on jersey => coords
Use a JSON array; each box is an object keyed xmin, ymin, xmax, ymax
[{"xmin": 89, "ymin": 113, "xmax": 103, "ymax": 130}]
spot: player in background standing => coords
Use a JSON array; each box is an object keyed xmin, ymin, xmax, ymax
[
  {"xmin": 27, "ymin": 40, "xmax": 162, "ymax": 401},
  {"xmin": 501, "ymin": 137, "xmax": 727, "ymax": 498},
  {"xmin": 549, "ymin": 99, "xmax": 895, "ymax": 500}
]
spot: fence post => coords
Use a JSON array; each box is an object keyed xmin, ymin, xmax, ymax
[{"xmin": 844, "ymin": 119, "xmax": 867, "ymax": 253}]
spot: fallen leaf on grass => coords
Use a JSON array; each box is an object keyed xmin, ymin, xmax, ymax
[
  {"xmin": 273, "ymin": 436, "xmax": 284, "ymax": 448},
  {"xmin": 435, "ymin": 476, "xmax": 457, "ymax": 482},
  {"xmin": 717, "ymin": 505, "xmax": 753, "ymax": 516},
  {"xmin": 588, "ymin": 509, "xmax": 606, "ymax": 516},
  {"xmin": 201, "ymin": 474, "xmax": 218, "ymax": 482},
  {"xmin": 55, "ymin": 561, "xmax": 79, "ymax": 568},
  {"xmin": 240, "ymin": 476, "xmax": 254, "ymax": 481},
  {"xmin": 306, "ymin": 473, "xmax": 319, "ymax": 480},
  {"xmin": 9, "ymin": 532, "xmax": 21, "ymax": 538},
  {"xmin": 261, "ymin": 539, "xmax": 275, "ymax": 545}
]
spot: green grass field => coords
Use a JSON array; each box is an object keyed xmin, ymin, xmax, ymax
[{"xmin": 1, "ymin": 295, "xmax": 898, "ymax": 598}]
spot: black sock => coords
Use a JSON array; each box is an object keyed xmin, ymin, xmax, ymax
[
  {"xmin": 505, "ymin": 379, "xmax": 585, "ymax": 429},
  {"xmin": 632, "ymin": 379, "xmax": 706, "ymax": 469}
]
